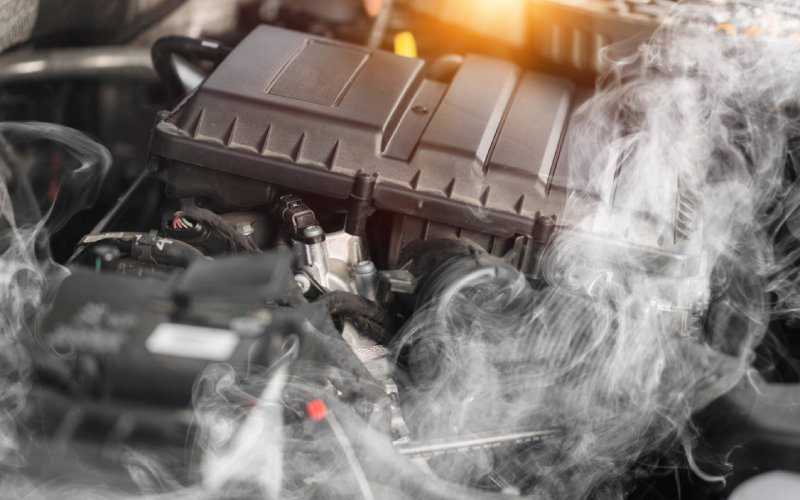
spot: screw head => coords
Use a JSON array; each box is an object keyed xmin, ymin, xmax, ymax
[
  {"xmin": 294, "ymin": 273, "xmax": 312, "ymax": 293},
  {"xmin": 236, "ymin": 223, "xmax": 255, "ymax": 236},
  {"xmin": 302, "ymin": 225, "xmax": 325, "ymax": 239},
  {"xmin": 355, "ymin": 260, "xmax": 377, "ymax": 275}
]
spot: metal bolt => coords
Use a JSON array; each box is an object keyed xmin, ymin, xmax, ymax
[
  {"xmin": 354, "ymin": 260, "xmax": 378, "ymax": 301},
  {"xmin": 236, "ymin": 223, "xmax": 254, "ymax": 236},
  {"xmin": 302, "ymin": 225, "xmax": 325, "ymax": 239},
  {"xmin": 355, "ymin": 260, "xmax": 377, "ymax": 275},
  {"xmin": 294, "ymin": 273, "xmax": 312, "ymax": 294}
]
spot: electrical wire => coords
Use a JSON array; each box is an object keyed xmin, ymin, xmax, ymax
[
  {"xmin": 180, "ymin": 200, "xmax": 260, "ymax": 253},
  {"xmin": 151, "ymin": 35, "xmax": 231, "ymax": 101}
]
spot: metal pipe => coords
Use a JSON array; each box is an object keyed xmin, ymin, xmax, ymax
[
  {"xmin": 0, "ymin": 46, "xmax": 204, "ymax": 86},
  {"xmin": 367, "ymin": 0, "xmax": 395, "ymax": 50},
  {"xmin": 395, "ymin": 427, "xmax": 562, "ymax": 459},
  {"xmin": 0, "ymin": 47, "xmax": 155, "ymax": 83},
  {"xmin": 67, "ymin": 168, "xmax": 150, "ymax": 264}
]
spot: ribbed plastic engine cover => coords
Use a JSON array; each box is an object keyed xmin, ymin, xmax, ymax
[{"xmin": 150, "ymin": 26, "xmax": 580, "ymax": 239}]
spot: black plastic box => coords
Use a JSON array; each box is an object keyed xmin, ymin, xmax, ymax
[{"xmin": 150, "ymin": 26, "xmax": 581, "ymax": 261}]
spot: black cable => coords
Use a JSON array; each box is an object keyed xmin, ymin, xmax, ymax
[
  {"xmin": 316, "ymin": 291, "xmax": 396, "ymax": 344},
  {"xmin": 77, "ymin": 232, "xmax": 205, "ymax": 268},
  {"xmin": 130, "ymin": 232, "xmax": 205, "ymax": 267},
  {"xmin": 350, "ymin": 316, "xmax": 394, "ymax": 345},
  {"xmin": 180, "ymin": 200, "xmax": 260, "ymax": 253},
  {"xmin": 151, "ymin": 35, "xmax": 232, "ymax": 101}
]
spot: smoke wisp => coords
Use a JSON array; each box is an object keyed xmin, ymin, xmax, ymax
[
  {"xmin": 0, "ymin": 122, "xmax": 110, "ymax": 484},
  {"xmin": 8, "ymin": 2, "xmax": 800, "ymax": 499},
  {"xmin": 392, "ymin": 2, "xmax": 800, "ymax": 497}
]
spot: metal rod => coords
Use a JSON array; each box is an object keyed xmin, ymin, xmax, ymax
[
  {"xmin": 0, "ymin": 48, "xmax": 155, "ymax": 84},
  {"xmin": 0, "ymin": 46, "xmax": 204, "ymax": 87},
  {"xmin": 395, "ymin": 427, "xmax": 562, "ymax": 459},
  {"xmin": 367, "ymin": 0, "xmax": 396, "ymax": 51},
  {"xmin": 67, "ymin": 168, "xmax": 151, "ymax": 264}
]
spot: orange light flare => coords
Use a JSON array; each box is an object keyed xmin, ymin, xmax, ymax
[
  {"xmin": 405, "ymin": 0, "xmax": 530, "ymax": 47},
  {"xmin": 363, "ymin": 0, "xmax": 383, "ymax": 18}
]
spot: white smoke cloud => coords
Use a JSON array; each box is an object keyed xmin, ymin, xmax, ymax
[
  {"xmin": 0, "ymin": 123, "xmax": 110, "ymax": 481},
  {"xmin": 6, "ymin": 2, "xmax": 800, "ymax": 499},
  {"xmin": 392, "ymin": 2, "xmax": 800, "ymax": 497}
]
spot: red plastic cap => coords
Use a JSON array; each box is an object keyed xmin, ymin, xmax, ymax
[{"xmin": 305, "ymin": 399, "xmax": 327, "ymax": 421}]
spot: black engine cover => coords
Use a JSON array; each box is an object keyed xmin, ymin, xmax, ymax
[{"xmin": 150, "ymin": 26, "xmax": 583, "ymax": 262}]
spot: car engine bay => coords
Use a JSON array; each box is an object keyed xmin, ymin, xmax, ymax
[{"xmin": 3, "ymin": 0, "xmax": 800, "ymax": 499}]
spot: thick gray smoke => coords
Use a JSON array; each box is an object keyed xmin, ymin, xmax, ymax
[
  {"xmin": 393, "ymin": 2, "xmax": 800, "ymax": 498},
  {"xmin": 0, "ymin": 123, "xmax": 110, "ymax": 483},
  {"xmin": 6, "ymin": 2, "xmax": 800, "ymax": 499},
  {"xmin": 177, "ymin": 4, "xmax": 800, "ymax": 498}
]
